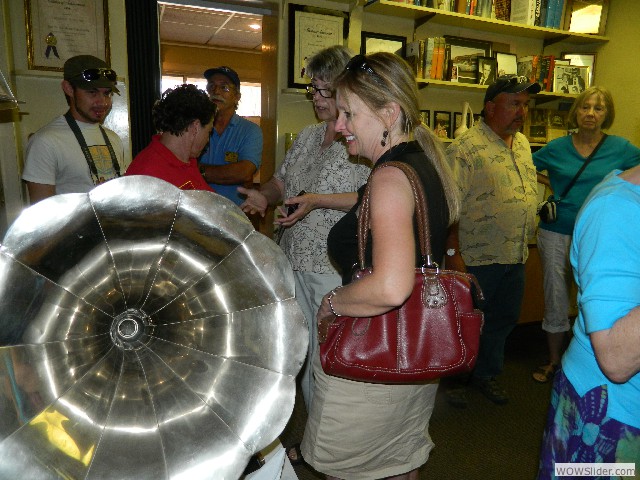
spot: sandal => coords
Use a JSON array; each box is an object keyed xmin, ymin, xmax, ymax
[
  {"xmin": 532, "ymin": 363, "xmax": 558, "ymax": 383},
  {"xmin": 286, "ymin": 443, "xmax": 304, "ymax": 466}
]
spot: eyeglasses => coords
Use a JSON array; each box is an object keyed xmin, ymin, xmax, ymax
[
  {"xmin": 74, "ymin": 68, "xmax": 117, "ymax": 82},
  {"xmin": 207, "ymin": 83, "xmax": 231, "ymax": 93},
  {"xmin": 306, "ymin": 85, "xmax": 333, "ymax": 98}
]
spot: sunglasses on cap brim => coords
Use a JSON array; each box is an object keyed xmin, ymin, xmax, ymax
[{"xmin": 73, "ymin": 68, "xmax": 117, "ymax": 82}]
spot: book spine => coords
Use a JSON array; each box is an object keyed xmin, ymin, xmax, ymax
[
  {"xmin": 456, "ymin": 0, "xmax": 468, "ymax": 13},
  {"xmin": 417, "ymin": 39, "xmax": 426, "ymax": 79},
  {"xmin": 546, "ymin": 55, "xmax": 555, "ymax": 91},
  {"xmin": 430, "ymin": 37, "xmax": 441, "ymax": 79},
  {"xmin": 555, "ymin": 0, "xmax": 566, "ymax": 29},
  {"xmin": 424, "ymin": 37, "xmax": 435, "ymax": 79},
  {"xmin": 534, "ymin": 0, "xmax": 542, "ymax": 26},
  {"xmin": 434, "ymin": 37, "xmax": 445, "ymax": 80}
]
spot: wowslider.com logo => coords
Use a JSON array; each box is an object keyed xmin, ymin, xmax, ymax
[{"xmin": 555, "ymin": 463, "xmax": 636, "ymax": 477}]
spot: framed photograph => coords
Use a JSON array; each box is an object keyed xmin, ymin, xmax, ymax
[
  {"xmin": 526, "ymin": 108, "xmax": 548, "ymax": 143},
  {"xmin": 477, "ymin": 56, "xmax": 496, "ymax": 85},
  {"xmin": 25, "ymin": 0, "xmax": 110, "ymax": 71},
  {"xmin": 433, "ymin": 111, "xmax": 452, "ymax": 140},
  {"xmin": 444, "ymin": 36, "xmax": 492, "ymax": 84},
  {"xmin": 565, "ymin": 0, "xmax": 609, "ymax": 36},
  {"xmin": 361, "ymin": 32, "xmax": 406, "ymax": 55},
  {"xmin": 496, "ymin": 53, "xmax": 518, "ymax": 77},
  {"xmin": 420, "ymin": 110, "xmax": 430, "ymax": 128},
  {"xmin": 553, "ymin": 65, "xmax": 589, "ymax": 94},
  {"xmin": 561, "ymin": 52, "xmax": 596, "ymax": 87},
  {"xmin": 288, "ymin": 4, "xmax": 348, "ymax": 89}
]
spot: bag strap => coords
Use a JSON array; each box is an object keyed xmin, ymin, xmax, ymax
[
  {"xmin": 357, "ymin": 160, "xmax": 435, "ymax": 269},
  {"xmin": 557, "ymin": 133, "xmax": 607, "ymax": 201}
]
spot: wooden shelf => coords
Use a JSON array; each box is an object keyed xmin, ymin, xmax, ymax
[
  {"xmin": 416, "ymin": 78, "xmax": 578, "ymax": 102},
  {"xmin": 364, "ymin": 1, "xmax": 608, "ymax": 45}
]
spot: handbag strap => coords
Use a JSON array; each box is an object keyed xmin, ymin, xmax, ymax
[
  {"xmin": 358, "ymin": 161, "xmax": 435, "ymax": 269},
  {"xmin": 557, "ymin": 133, "xmax": 607, "ymax": 201}
]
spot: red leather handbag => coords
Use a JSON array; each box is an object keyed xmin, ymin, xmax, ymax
[{"xmin": 320, "ymin": 161, "xmax": 484, "ymax": 383}]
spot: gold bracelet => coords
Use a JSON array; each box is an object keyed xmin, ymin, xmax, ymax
[{"xmin": 327, "ymin": 287, "xmax": 342, "ymax": 317}]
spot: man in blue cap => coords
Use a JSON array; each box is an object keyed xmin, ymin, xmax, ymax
[{"xmin": 198, "ymin": 66, "xmax": 263, "ymax": 205}]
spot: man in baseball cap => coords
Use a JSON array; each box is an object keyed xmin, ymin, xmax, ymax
[
  {"xmin": 442, "ymin": 74, "xmax": 540, "ymax": 408},
  {"xmin": 64, "ymin": 54, "xmax": 120, "ymax": 94},
  {"xmin": 22, "ymin": 54, "xmax": 124, "ymax": 204},
  {"xmin": 199, "ymin": 66, "xmax": 263, "ymax": 205}
]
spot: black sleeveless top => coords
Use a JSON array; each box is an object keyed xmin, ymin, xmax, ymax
[{"xmin": 327, "ymin": 141, "xmax": 449, "ymax": 285}]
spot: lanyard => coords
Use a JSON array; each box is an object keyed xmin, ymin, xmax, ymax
[{"xmin": 63, "ymin": 111, "xmax": 121, "ymax": 185}]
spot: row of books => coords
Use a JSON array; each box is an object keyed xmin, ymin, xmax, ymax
[
  {"xmin": 405, "ymin": 37, "xmax": 449, "ymax": 81},
  {"xmin": 390, "ymin": 1, "xmax": 564, "ymax": 26},
  {"xmin": 517, "ymin": 54, "xmax": 570, "ymax": 92},
  {"xmin": 510, "ymin": 0, "xmax": 566, "ymax": 29}
]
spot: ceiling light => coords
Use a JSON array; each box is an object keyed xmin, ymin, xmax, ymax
[{"xmin": 249, "ymin": 24, "xmax": 261, "ymax": 30}]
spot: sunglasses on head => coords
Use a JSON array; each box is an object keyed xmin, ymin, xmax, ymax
[
  {"xmin": 74, "ymin": 68, "xmax": 117, "ymax": 82},
  {"xmin": 345, "ymin": 54, "xmax": 381, "ymax": 79}
]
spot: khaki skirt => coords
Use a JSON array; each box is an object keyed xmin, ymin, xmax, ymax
[{"xmin": 301, "ymin": 352, "xmax": 438, "ymax": 479}]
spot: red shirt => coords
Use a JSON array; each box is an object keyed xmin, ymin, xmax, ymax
[{"xmin": 126, "ymin": 135, "xmax": 214, "ymax": 192}]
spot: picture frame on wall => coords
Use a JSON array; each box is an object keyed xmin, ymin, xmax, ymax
[
  {"xmin": 288, "ymin": 4, "xmax": 348, "ymax": 89},
  {"xmin": 553, "ymin": 65, "xmax": 589, "ymax": 94},
  {"xmin": 561, "ymin": 52, "xmax": 596, "ymax": 87},
  {"xmin": 496, "ymin": 52, "xmax": 518, "ymax": 77},
  {"xmin": 444, "ymin": 35, "xmax": 492, "ymax": 84},
  {"xmin": 25, "ymin": 0, "xmax": 110, "ymax": 71},
  {"xmin": 433, "ymin": 111, "xmax": 452, "ymax": 140},
  {"xmin": 420, "ymin": 110, "xmax": 430, "ymax": 128},
  {"xmin": 477, "ymin": 56, "xmax": 496, "ymax": 85},
  {"xmin": 361, "ymin": 32, "xmax": 406, "ymax": 55},
  {"xmin": 565, "ymin": 0, "xmax": 609, "ymax": 36}
]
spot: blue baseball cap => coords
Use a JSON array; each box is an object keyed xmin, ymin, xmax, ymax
[{"xmin": 203, "ymin": 66, "xmax": 240, "ymax": 89}]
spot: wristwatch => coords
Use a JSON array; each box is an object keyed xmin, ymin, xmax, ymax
[{"xmin": 446, "ymin": 248, "xmax": 457, "ymax": 257}]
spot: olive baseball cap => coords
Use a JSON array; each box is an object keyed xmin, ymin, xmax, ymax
[
  {"xmin": 203, "ymin": 66, "xmax": 241, "ymax": 89},
  {"xmin": 63, "ymin": 55, "xmax": 120, "ymax": 94}
]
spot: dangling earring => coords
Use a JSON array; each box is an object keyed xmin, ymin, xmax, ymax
[{"xmin": 381, "ymin": 130, "xmax": 389, "ymax": 147}]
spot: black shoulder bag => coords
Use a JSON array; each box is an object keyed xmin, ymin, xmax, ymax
[{"xmin": 538, "ymin": 134, "xmax": 607, "ymax": 223}]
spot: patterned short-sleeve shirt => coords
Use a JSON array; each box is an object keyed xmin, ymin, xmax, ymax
[
  {"xmin": 446, "ymin": 119, "xmax": 538, "ymax": 265},
  {"xmin": 275, "ymin": 122, "xmax": 371, "ymax": 273}
]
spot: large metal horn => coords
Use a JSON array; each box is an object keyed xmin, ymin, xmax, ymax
[{"xmin": 0, "ymin": 176, "xmax": 307, "ymax": 479}]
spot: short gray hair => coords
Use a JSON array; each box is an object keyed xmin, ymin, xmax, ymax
[{"xmin": 305, "ymin": 45, "xmax": 353, "ymax": 85}]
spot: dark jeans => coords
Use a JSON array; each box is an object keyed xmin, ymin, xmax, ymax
[{"xmin": 467, "ymin": 263, "xmax": 526, "ymax": 379}]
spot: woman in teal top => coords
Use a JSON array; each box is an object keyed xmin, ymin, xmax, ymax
[{"xmin": 532, "ymin": 86, "xmax": 640, "ymax": 383}]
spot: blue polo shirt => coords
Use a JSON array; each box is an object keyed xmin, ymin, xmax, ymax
[{"xmin": 199, "ymin": 113, "xmax": 263, "ymax": 204}]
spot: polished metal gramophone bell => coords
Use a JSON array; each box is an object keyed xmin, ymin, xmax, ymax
[{"xmin": 0, "ymin": 176, "xmax": 307, "ymax": 479}]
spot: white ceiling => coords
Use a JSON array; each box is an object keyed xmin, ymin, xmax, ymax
[{"xmin": 158, "ymin": 2, "xmax": 263, "ymax": 51}]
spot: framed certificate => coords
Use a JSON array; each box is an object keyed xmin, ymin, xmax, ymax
[
  {"xmin": 25, "ymin": 0, "xmax": 110, "ymax": 71},
  {"xmin": 288, "ymin": 4, "xmax": 347, "ymax": 89}
]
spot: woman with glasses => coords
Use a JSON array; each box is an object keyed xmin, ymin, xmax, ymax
[
  {"xmin": 238, "ymin": 46, "xmax": 370, "ymax": 453},
  {"xmin": 300, "ymin": 52, "xmax": 459, "ymax": 480},
  {"xmin": 531, "ymin": 87, "xmax": 640, "ymax": 385}
]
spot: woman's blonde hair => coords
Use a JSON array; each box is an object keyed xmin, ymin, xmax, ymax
[
  {"xmin": 335, "ymin": 52, "xmax": 459, "ymax": 224},
  {"xmin": 567, "ymin": 86, "xmax": 615, "ymax": 130}
]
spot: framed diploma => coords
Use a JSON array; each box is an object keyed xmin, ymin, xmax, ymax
[
  {"xmin": 25, "ymin": 0, "xmax": 110, "ymax": 71},
  {"xmin": 288, "ymin": 4, "xmax": 348, "ymax": 89}
]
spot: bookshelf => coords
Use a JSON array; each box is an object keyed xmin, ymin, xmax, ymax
[
  {"xmin": 363, "ymin": 1, "xmax": 608, "ymax": 46},
  {"xmin": 363, "ymin": 1, "xmax": 609, "ymax": 102}
]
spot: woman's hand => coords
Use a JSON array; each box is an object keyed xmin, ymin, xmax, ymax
[
  {"xmin": 238, "ymin": 187, "xmax": 268, "ymax": 216},
  {"xmin": 276, "ymin": 192, "xmax": 317, "ymax": 227}
]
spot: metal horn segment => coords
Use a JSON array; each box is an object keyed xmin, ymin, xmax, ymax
[{"xmin": 0, "ymin": 176, "xmax": 307, "ymax": 479}]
